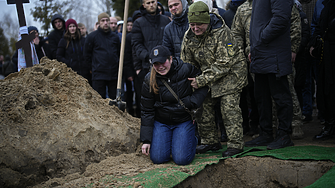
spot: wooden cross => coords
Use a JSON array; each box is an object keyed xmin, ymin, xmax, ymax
[{"xmin": 7, "ymin": 0, "xmax": 35, "ymax": 68}]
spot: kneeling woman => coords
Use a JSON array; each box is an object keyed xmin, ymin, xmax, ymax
[{"xmin": 140, "ymin": 45, "xmax": 208, "ymax": 165}]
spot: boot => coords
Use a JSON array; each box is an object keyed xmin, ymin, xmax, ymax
[
  {"xmin": 292, "ymin": 125, "xmax": 304, "ymax": 139},
  {"xmin": 313, "ymin": 122, "xmax": 335, "ymax": 140}
]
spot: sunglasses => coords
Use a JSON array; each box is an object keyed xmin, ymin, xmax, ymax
[{"xmin": 187, "ymin": 11, "xmax": 208, "ymax": 16}]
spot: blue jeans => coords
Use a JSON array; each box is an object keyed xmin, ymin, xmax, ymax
[{"xmin": 150, "ymin": 120, "xmax": 197, "ymax": 165}]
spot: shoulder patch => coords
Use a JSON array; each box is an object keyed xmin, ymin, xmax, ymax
[{"xmin": 226, "ymin": 43, "xmax": 234, "ymax": 57}]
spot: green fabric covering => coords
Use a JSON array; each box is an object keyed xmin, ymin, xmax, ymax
[
  {"xmin": 240, "ymin": 146, "xmax": 335, "ymax": 188},
  {"xmin": 86, "ymin": 145, "xmax": 335, "ymax": 188}
]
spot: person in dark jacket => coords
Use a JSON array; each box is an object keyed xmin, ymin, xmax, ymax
[
  {"xmin": 12, "ymin": 26, "xmax": 47, "ymax": 70},
  {"xmin": 57, "ymin": 19, "xmax": 89, "ymax": 81},
  {"xmin": 162, "ymin": 0, "xmax": 189, "ymax": 58},
  {"xmin": 293, "ymin": 0, "xmax": 310, "ymax": 112},
  {"xmin": 245, "ymin": 0, "xmax": 294, "ymax": 150},
  {"xmin": 48, "ymin": 14, "xmax": 65, "ymax": 60},
  {"xmin": 131, "ymin": 0, "xmax": 170, "ymax": 88},
  {"xmin": 84, "ymin": 13, "xmax": 120, "ymax": 99},
  {"xmin": 141, "ymin": 45, "xmax": 208, "ymax": 165},
  {"xmin": 213, "ymin": 0, "xmax": 226, "ymax": 16},
  {"xmin": 130, "ymin": 10, "xmax": 143, "ymax": 117},
  {"xmin": 222, "ymin": 0, "xmax": 246, "ymax": 29},
  {"xmin": 309, "ymin": 0, "xmax": 335, "ymax": 140}
]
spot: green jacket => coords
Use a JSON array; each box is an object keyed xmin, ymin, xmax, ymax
[{"xmin": 181, "ymin": 13, "xmax": 247, "ymax": 98}]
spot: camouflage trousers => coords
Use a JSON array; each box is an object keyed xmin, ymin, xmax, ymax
[
  {"xmin": 273, "ymin": 66, "xmax": 303, "ymax": 129},
  {"xmin": 196, "ymin": 92, "xmax": 244, "ymax": 149}
]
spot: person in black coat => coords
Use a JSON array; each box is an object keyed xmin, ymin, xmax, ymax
[
  {"xmin": 163, "ymin": 0, "xmax": 189, "ymax": 58},
  {"xmin": 293, "ymin": 1, "xmax": 310, "ymax": 111},
  {"xmin": 131, "ymin": 0, "xmax": 170, "ymax": 86},
  {"xmin": 57, "ymin": 19, "xmax": 90, "ymax": 82},
  {"xmin": 48, "ymin": 14, "xmax": 65, "ymax": 59},
  {"xmin": 140, "ymin": 45, "xmax": 208, "ymax": 165},
  {"xmin": 222, "ymin": 0, "xmax": 246, "ymax": 29},
  {"xmin": 246, "ymin": 0, "xmax": 294, "ymax": 150},
  {"xmin": 309, "ymin": 0, "xmax": 335, "ymax": 140},
  {"xmin": 12, "ymin": 26, "xmax": 47, "ymax": 71},
  {"xmin": 84, "ymin": 13, "xmax": 120, "ymax": 99}
]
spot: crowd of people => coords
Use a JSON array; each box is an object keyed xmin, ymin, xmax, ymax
[{"xmin": 1, "ymin": 0, "xmax": 334, "ymax": 166}]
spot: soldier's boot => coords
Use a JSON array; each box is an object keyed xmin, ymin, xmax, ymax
[{"xmin": 292, "ymin": 124, "xmax": 304, "ymax": 139}]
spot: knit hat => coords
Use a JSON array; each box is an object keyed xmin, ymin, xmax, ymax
[
  {"xmin": 65, "ymin": 19, "xmax": 78, "ymax": 30},
  {"xmin": 98, "ymin": 12, "xmax": 110, "ymax": 23},
  {"xmin": 149, "ymin": 45, "xmax": 171, "ymax": 64},
  {"xmin": 78, "ymin": 23, "xmax": 85, "ymax": 28},
  {"xmin": 188, "ymin": 1, "xmax": 210, "ymax": 24},
  {"xmin": 28, "ymin": 26, "xmax": 38, "ymax": 33}
]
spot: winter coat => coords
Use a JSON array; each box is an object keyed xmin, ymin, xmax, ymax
[
  {"xmin": 47, "ymin": 14, "xmax": 65, "ymax": 59},
  {"xmin": 162, "ymin": 0, "xmax": 189, "ymax": 58},
  {"xmin": 181, "ymin": 13, "xmax": 248, "ymax": 98},
  {"xmin": 213, "ymin": 0, "xmax": 226, "ymax": 17},
  {"xmin": 311, "ymin": 0, "xmax": 324, "ymax": 36},
  {"xmin": 131, "ymin": 6, "xmax": 170, "ymax": 71},
  {"xmin": 12, "ymin": 36, "xmax": 47, "ymax": 69},
  {"xmin": 222, "ymin": 1, "xmax": 242, "ymax": 29},
  {"xmin": 84, "ymin": 27, "xmax": 120, "ymax": 81},
  {"xmin": 249, "ymin": 0, "xmax": 293, "ymax": 77},
  {"xmin": 57, "ymin": 36, "xmax": 90, "ymax": 79},
  {"xmin": 140, "ymin": 58, "xmax": 208, "ymax": 143},
  {"xmin": 124, "ymin": 33, "xmax": 135, "ymax": 79},
  {"xmin": 314, "ymin": 0, "xmax": 335, "ymax": 113},
  {"xmin": 293, "ymin": 2, "xmax": 311, "ymax": 89}
]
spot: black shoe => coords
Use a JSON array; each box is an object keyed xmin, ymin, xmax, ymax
[
  {"xmin": 245, "ymin": 132, "xmax": 274, "ymax": 147},
  {"xmin": 196, "ymin": 142, "xmax": 222, "ymax": 154},
  {"xmin": 267, "ymin": 131, "xmax": 294, "ymax": 150},
  {"xmin": 222, "ymin": 148, "xmax": 243, "ymax": 157},
  {"xmin": 313, "ymin": 124, "xmax": 334, "ymax": 140}
]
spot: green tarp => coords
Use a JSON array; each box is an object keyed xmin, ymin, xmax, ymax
[{"xmin": 87, "ymin": 145, "xmax": 335, "ymax": 188}]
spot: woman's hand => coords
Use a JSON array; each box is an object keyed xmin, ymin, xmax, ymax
[
  {"xmin": 188, "ymin": 78, "xmax": 198, "ymax": 89},
  {"xmin": 141, "ymin": 144, "xmax": 151, "ymax": 155}
]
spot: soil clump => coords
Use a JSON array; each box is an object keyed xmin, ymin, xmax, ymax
[{"xmin": 0, "ymin": 58, "xmax": 140, "ymax": 188}]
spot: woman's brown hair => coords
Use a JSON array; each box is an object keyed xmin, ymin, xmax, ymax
[
  {"xmin": 149, "ymin": 66, "xmax": 159, "ymax": 94},
  {"xmin": 63, "ymin": 26, "xmax": 81, "ymax": 48}
]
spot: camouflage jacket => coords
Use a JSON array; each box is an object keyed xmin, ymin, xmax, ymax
[
  {"xmin": 232, "ymin": 0, "xmax": 301, "ymax": 59},
  {"xmin": 181, "ymin": 13, "xmax": 247, "ymax": 98},
  {"xmin": 291, "ymin": 4, "xmax": 302, "ymax": 54},
  {"xmin": 231, "ymin": 0, "xmax": 252, "ymax": 58}
]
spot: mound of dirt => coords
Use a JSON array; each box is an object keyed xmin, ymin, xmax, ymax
[{"xmin": 0, "ymin": 58, "xmax": 141, "ymax": 188}]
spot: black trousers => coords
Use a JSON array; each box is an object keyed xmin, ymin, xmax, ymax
[
  {"xmin": 133, "ymin": 69, "xmax": 149, "ymax": 116},
  {"xmin": 254, "ymin": 73, "xmax": 293, "ymax": 134},
  {"xmin": 92, "ymin": 80, "xmax": 117, "ymax": 99}
]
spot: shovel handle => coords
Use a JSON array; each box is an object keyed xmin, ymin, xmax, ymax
[{"xmin": 116, "ymin": 0, "xmax": 130, "ymax": 90}]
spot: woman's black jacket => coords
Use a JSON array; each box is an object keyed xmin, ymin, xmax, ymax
[
  {"xmin": 140, "ymin": 58, "xmax": 208, "ymax": 143},
  {"xmin": 57, "ymin": 36, "xmax": 90, "ymax": 79}
]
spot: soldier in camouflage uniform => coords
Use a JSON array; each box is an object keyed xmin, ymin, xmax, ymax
[
  {"xmin": 181, "ymin": 1, "xmax": 248, "ymax": 157},
  {"xmin": 232, "ymin": 0, "xmax": 304, "ymax": 140}
]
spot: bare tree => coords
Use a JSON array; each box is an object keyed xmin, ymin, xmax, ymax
[{"xmin": 30, "ymin": 0, "xmax": 71, "ymax": 35}]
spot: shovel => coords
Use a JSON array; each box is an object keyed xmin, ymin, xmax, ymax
[{"xmin": 109, "ymin": 0, "xmax": 130, "ymax": 111}]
